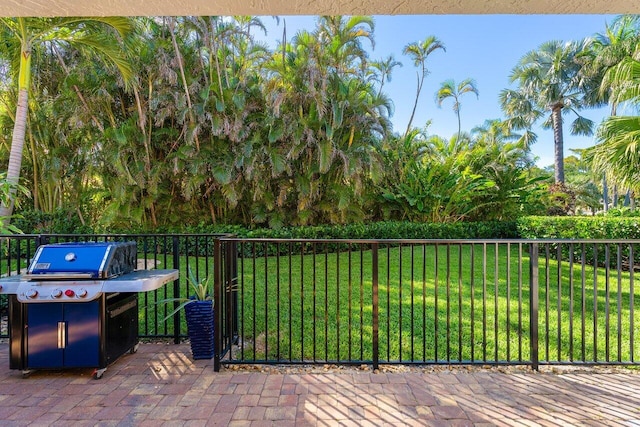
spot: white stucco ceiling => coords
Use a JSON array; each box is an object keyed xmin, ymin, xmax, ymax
[{"xmin": 0, "ymin": 0, "xmax": 635, "ymax": 17}]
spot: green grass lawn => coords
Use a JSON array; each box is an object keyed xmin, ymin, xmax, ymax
[{"xmin": 230, "ymin": 241, "xmax": 640, "ymax": 364}]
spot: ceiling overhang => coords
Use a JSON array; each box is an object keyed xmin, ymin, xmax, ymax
[{"xmin": 0, "ymin": 0, "xmax": 633, "ymax": 17}]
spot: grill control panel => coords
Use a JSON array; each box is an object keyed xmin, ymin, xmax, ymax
[
  {"xmin": 16, "ymin": 282, "xmax": 104, "ymax": 303},
  {"xmin": 1, "ymin": 269, "xmax": 178, "ymax": 303}
]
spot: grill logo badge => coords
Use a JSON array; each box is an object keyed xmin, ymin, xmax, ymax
[{"xmin": 34, "ymin": 263, "xmax": 50, "ymax": 270}]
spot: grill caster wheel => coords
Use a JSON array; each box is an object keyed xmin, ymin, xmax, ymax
[
  {"xmin": 21, "ymin": 370, "xmax": 33, "ymax": 378},
  {"xmin": 130, "ymin": 343, "xmax": 139, "ymax": 354},
  {"xmin": 93, "ymin": 368, "xmax": 106, "ymax": 380}
]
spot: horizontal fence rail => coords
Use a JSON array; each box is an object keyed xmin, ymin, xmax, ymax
[{"xmin": 2, "ymin": 235, "xmax": 640, "ymax": 371}]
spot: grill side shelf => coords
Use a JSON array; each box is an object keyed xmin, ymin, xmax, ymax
[
  {"xmin": 102, "ymin": 269, "xmax": 179, "ymax": 293},
  {"xmin": 0, "ymin": 276, "xmax": 21, "ymax": 295}
]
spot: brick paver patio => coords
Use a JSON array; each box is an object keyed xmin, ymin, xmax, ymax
[{"xmin": 1, "ymin": 342, "xmax": 640, "ymax": 426}]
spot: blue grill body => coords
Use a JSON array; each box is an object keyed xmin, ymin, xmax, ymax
[
  {"xmin": 27, "ymin": 242, "xmax": 136, "ymax": 279},
  {"xmin": 10, "ymin": 241, "xmax": 139, "ymax": 378}
]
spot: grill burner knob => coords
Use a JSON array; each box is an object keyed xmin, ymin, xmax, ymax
[
  {"xmin": 65, "ymin": 289, "xmax": 75, "ymax": 297},
  {"xmin": 77, "ymin": 288, "xmax": 88, "ymax": 298},
  {"xmin": 51, "ymin": 289, "xmax": 63, "ymax": 298},
  {"xmin": 26, "ymin": 289, "xmax": 38, "ymax": 299}
]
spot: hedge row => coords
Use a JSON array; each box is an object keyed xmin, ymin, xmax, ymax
[
  {"xmin": 15, "ymin": 207, "xmax": 640, "ymax": 241},
  {"xmin": 13, "ymin": 212, "xmax": 640, "ymax": 265},
  {"xmin": 165, "ymin": 220, "xmax": 519, "ymax": 240},
  {"xmin": 167, "ymin": 217, "xmax": 640, "ymax": 241},
  {"xmin": 11, "ymin": 218, "xmax": 519, "ymax": 258},
  {"xmin": 516, "ymin": 216, "xmax": 640, "ymax": 268},
  {"xmin": 516, "ymin": 216, "xmax": 640, "ymax": 240}
]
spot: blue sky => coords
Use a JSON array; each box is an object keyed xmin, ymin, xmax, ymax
[{"xmin": 258, "ymin": 14, "xmax": 620, "ymax": 168}]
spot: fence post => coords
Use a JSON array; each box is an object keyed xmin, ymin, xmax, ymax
[
  {"xmin": 172, "ymin": 236, "xmax": 181, "ymax": 345},
  {"xmin": 225, "ymin": 239, "xmax": 239, "ymax": 343},
  {"xmin": 529, "ymin": 242, "xmax": 539, "ymax": 371},
  {"xmin": 372, "ymin": 242, "xmax": 379, "ymax": 371},
  {"xmin": 213, "ymin": 237, "xmax": 223, "ymax": 372},
  {"xmin": 36, "ymin": 234, "xmax": 48, "ymax": 247}
]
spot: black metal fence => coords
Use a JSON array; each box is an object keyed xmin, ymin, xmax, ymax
[
  {"xmin": 1, "ymin": 235, "xmax": 639, "ymax": 371},
  {"xmin": 225, "ymin": 238, "xmax": 640, "ymax": 370}
]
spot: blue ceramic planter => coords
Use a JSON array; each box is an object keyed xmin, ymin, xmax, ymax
[{"xmin": 184, "ymin": 300, "xmax": 214, "ymax": 359}]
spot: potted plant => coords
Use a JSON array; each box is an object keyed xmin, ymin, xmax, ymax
[{"xmin": 158, "ymin": 267, "xmax": 215, "ymax": 360}]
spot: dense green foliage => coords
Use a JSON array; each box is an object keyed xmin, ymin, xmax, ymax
[
  {"xmin": 582, "ymin": 16, "xmax": 640, "ymax": 195},
  {"xmin": 0, "ymin": 16, "xmax": 556, "ymax": 232},
  {"xmin": 12, "ymin": 207, "xmax": 93, "ymax": 234},
  {"xmin": 0, "ymin": 173, "xmax": 30, "ymax": 234},
  {"xmin": 1, "ymin": 16, "xmax": 639, "ymax": 231}
]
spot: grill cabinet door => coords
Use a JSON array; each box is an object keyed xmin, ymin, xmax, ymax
[
  {"xmin": 27, "ymin": 301, "xmax": 100, "ymax": 368},
  {"xmin": 26, "ymin": 303, "xmax": 63, "ymax": 368},
  {"xmin": 64, "ymin": 301, "xmax": 100, "ymax": 367}
]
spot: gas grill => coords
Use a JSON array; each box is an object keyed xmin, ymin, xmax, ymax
[{"xmin": 0, "ymin": 241, "xmax": 178, "ymax": 378}]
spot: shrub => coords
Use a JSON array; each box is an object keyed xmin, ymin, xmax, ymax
[
  {"xmin": 517, "ymin": 216, "xmax": 640, "ymax": 268},
  {"xmin": 13, "ymin": 208, "xmax": 94, "ymax": 235}
]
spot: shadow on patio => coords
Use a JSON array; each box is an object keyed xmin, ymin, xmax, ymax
[{"xmin": 1, "ymin": 342, "xmax": 640, "ymax": 425}]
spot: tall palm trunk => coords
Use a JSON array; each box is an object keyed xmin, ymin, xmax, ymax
[
  {"xmin": 551, "ymin": 104, "xmax": 564, "ymax": 184},
  {"xmin": 0, "ymin": 46, "xmax": 31, "ymax": 221},
  {"xmin": 602, "ymin": 104, "xmax": 618, "ymax": 212},
  {"xmin": 167, "ymin": 17, "xmax": 200, "ymax": 151},
  {"xmin": 404, "ymin": 71, "xmax": 424, "ymax": 136},
  {"xmin": 602, "ymin": 174, "xmax": 609, "ymax": 212}
]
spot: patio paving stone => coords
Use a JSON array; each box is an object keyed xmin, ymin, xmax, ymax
[{"xmin": 2, "ymin": 342, "xmax": 640, "ymax": 425}]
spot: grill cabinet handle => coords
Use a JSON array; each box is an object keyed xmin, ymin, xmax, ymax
[{"xmin": 57, "ymin": 322, "xmax": 66, "ymax": 349}]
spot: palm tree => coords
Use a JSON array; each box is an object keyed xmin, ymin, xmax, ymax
[
  {"xmin": 0, "ymin": 17, "xmax": 133, "ymax": 222},
  {"xmin": 316, "ymin": 15, "xmax": 375, "ymax": 78},
  {"xmin": 582, "ymin": 15, "xmax": 640, "ymax": 115},
  {"xmin": 587, "ymin": 112, "xmax": 640, "ymax": 193},
  {"xmin": 370, "ymin": 55, "xmax": 402, "ymax": 97},
  {"xmin": 258, "ymin": 16, "xmax": 391, "ymax": 225},
  {"xmin": 500, "ymin": 39, "xmax": 596, "ymax": 185},
  {"xmin": 402, "ymin": 36, "xmax": 445, "ymax": 136},
  {"xmin": 435, "ymin": 78, "xmax": 479, "ymax": 141},
  {"xmin": 468, "ymin": 121, "xmax": 544, "ymax": 220},
  {"xmin": 580, "ymin": 15, "xmax": 640, "ymax": 210}
]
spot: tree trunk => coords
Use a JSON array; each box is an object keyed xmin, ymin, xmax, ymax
[
  {"xmin": 28, "ymin": 129, "xmax": 39, "ymax": 210},
  {"xmin": 551, "ymin": 105, "xmax": 564, "ymax": 184},
  {"xmin": 404, "ymin": 72, "xmax": 424, "ymax": 137},
  {"xmin": 456, "ymin": 109, "xmax": 462, "ymax": 143},
  {"xmin": 602, "ymin": 175, "xmax": 608, "ymax": 212},
  {"xmin": 0, "ymin": 52, "xmax": 31, "ymax": 220},
  {"xmin": 52, "ymin": 44, "xmax": 105, "ymax": 133},
  {"xmin": 168, "ymin": 17, "xmax": 200, "ymax": 151}
]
